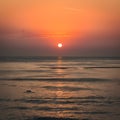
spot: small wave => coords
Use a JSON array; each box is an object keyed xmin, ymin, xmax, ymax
[
  {"xmin": 42, "ymin": 86, "xmax": 97, "ymax": 91},
  {"xmin": 0, "ymin": 70, "xmax": 45, "ymax": 73},
  {"xmin": 73, "ymin": 111, "xmax": 110, "ymax": 115},
  {"xmin": 26, "ymin": 116, "xmax": 78, "ymax": 120},
  {"xmin": 50, "ymin": 67, "xmax": 74, "ymax": 69},
  {"xmin": 8, "ymin": 105, "xmax": 111, "ymax": 115},
  {"xmin": 0, "ymin": 78, "xmax": 111, "ymax": 82},
  {"xmin": 84, "ymin": 67, "xmax": 120, "ymax": 69},
  {"xmin": 0, "ymin": 98, "xmax": 11, "ymax": 102},
  {"xmin": 12, "ymin": 96, "xmax": 120, "ymax": 105},
  {"xmin": 10, "ymin": 106, "xmax": 79, "ymax": 111}
]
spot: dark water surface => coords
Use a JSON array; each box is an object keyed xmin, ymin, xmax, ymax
[{"xmin": 0, "ymin": 57, "xmax": 120, "ymax": 120}]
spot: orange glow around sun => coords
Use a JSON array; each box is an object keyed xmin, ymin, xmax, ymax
[{"xmin": 58, "ymin": 43, "xmax": 62, "ymax": 48}]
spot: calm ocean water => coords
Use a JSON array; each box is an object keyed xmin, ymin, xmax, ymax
[{"xmin": 0, "ymin": 56, "xmax": 120, "ymax": 120}]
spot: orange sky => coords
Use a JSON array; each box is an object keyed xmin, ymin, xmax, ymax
[{"xmin": 0, "ymin": 0, "xmax": 120, "ymax": 56}]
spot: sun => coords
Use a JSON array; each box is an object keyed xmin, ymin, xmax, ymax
[{"xmin": 58, "ymin": 43, "xmax": 63, "ymax": 48}]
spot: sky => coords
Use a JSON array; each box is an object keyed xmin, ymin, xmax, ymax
[{"xmin": 0, "ymin": 0, "xmax": 120, "ymax": 56}]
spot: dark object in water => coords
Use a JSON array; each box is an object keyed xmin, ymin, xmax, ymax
[{"xmin": 25, "ymin": 90, "xmax": 34, "ymax": 93}]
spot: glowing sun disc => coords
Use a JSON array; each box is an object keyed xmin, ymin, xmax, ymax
[{"xmin": 58, "ymin": 43, "xmax": 62, "ymax": 48}]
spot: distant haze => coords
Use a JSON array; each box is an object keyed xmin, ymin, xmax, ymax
[{"xmin": 0, "ymin": 0, "xmax": 120, "ymax": 56}]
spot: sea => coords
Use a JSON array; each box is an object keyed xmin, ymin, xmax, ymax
[{"xmin": 0, "ymin": 56, "xmax": 120, "ymax": 120}]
